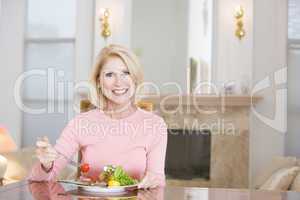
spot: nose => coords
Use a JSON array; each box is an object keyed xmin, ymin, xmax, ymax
[{"xmin": 114, "ymin": 74, "xmax": 125, "ymax": 86}]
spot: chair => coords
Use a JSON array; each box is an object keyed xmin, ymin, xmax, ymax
[
  {"xmin": 79, "ymin": 99, "xmax": 154, "ymax": 112},
  {"xmin": 253, "ymin": 156, "xmax": 300, "ymax": 191}
]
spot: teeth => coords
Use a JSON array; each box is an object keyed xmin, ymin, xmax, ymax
[{"xmin": 112, "ymin": 89, "xmax": 128, "ymax": 95}]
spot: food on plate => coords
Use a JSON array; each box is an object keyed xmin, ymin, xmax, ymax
[
  {"xmin": 99, "ymin": 165, "xmax": 138, "ymax": 187},
  {"xmin": 78, "ymin": 163, "xmax": 94, "ymax": 184},
  {"xmin": 79, "ymin": 175, "xmax": 92, "ymax": 182},
  {"xmin": 77, "ymin": 164, "xmax": 138, "ymax": 187},
  {"xmin": 79, "ymin": 175, "xmax": 99, "ymax": 184},
  {"xmin": 108, "ymin": 180, "xmax": 121, "ymax": 187},
  {"xmin": 80, "ymin": 163, "xmax": 90, "ymax": 173}
]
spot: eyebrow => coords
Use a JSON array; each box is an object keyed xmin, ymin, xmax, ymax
[{"xmin": 102, "ymin": 69, "xmax": 129, "ymax": 73}]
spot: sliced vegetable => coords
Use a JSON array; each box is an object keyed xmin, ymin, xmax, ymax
[
  {"xmin": 113, "ymin": 166, "xmax": 138, "ymax": 186},
  {"xmin": 108, "ymin": 180, "xmax": 121, "ymax": 187},
  {"xmin": 99, "ymin": 165, "xmax": 138, "ymax": 186},
  {"xmin": 80, "ymin": 163, "xmax": 90, "ymax": 173}
]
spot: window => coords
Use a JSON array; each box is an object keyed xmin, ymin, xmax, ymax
[
  {"xmin": 288, "ymin": 0, "xmax": 300, "ymax": 40},
  {"xmin": 22, "ymin": 0, "xmax": 77, "ymax": 146},
  {"xmin": 24, "ymin": 0, "xmax": 76, "ymax": 100}
]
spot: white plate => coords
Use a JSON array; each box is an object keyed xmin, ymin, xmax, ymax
[
  {"xmin": 58, "ymin": 180, "xmax": 138, "ymax": 194},
  {"xmin": 78, "ymin": 184, "xmax": 138, "ymax": 194}
]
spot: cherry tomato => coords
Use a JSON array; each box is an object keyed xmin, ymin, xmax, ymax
[{"xmin": 80, "ymin": 163, "xmax": 90, "ymax": 173}]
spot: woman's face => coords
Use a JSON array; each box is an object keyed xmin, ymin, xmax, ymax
[{"xmin": 99, "ymin": 56, "xmax": 136, "ymax": 109}]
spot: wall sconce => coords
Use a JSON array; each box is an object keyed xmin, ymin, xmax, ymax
[
  {"xmin": 234, "ymin": 5, "xmax": 246, "ymax": 40},
  {"xmin": 99, "ymin": 8, "xmax": 111, "ymax": 39}
]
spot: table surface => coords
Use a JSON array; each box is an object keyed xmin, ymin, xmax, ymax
[{"xmin": 0, "ymin": 180, "xmax": 300, "ymax": 200}]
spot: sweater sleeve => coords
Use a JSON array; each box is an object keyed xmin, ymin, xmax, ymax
[
  {"xmin": 29, "ymin": 181, "xmax": 71, "ymax": 200},
  {"xmin": 146, "ymin": 118, "xmax": 168, "ymax": 186},
  {"xmin": 28, "ymin": 118, "xmax": 80, "ymax": 181}
]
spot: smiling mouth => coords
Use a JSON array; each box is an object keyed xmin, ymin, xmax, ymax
[{"xmin": 112, "ymin": 88, "xmax": 129, "ymax": 96}]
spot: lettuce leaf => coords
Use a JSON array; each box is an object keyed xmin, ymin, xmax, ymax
[{"xmin": 112, "ymin": 166, "xmax": 138, "ymax": 186}]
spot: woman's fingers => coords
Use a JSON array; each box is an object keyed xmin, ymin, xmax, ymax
[
  {"xmin": 149, "ymin": 183, "xmax": 159, "ymax": 189},
  {"xmin": 36, "ymin": 136, "xmax": 51, "ymax": 148},
  {"xmin": 36, "ymin": 140, "xmax": 50, "ymax": 148},
  {"xmin": 42, "ymin": 136, "xmax": 49, "ymax": 142},
  {"xmin": 35, "ymin": 137, "xmax": 59, "ymax": 166},
  {"xmin": 138, "ymin": 177, "xmax": 148, "ymax": 189},
  {"xmin": 36, "ymin": 145, "xmax": 57, "ymax": 155},
  {"xmin": 46, "ymin": 147, "xmax": 58, "ymax": 155},
  {"xmin": 138, "ymin": 188, "xmax": 160, "ymax": 200},
  {"xmin": 38, "ymin": 157, "xmax": 55, "ymax": 165},
  {"xmin": 138, "ymin": 174, "xmax": 159, "ymax": 189},
  {"xmin": 36, "ymin": 150, "xmax": 57, "ymax": 161}
]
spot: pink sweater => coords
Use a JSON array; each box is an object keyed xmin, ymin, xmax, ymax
[{"xmin": 28, "ymin": 108, "xmax": 168, "ymax": 186}]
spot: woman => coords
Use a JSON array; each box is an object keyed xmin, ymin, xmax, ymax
[{"xmin": 29, "ymin": 44, "xmax": 168, "ymax": 189}]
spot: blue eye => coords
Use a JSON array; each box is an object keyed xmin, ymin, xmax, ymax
[
  {"xmin": 123, "ymin": 71, "xmax": 130, "ymax": 75},
  {"xmin": 105, "ymin": 72, "xmax": 113, "ymax": 77}
]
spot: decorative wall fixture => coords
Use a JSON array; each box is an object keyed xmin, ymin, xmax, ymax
[
  {"xmin": 234, "ymin": 5, "xmax": 246, "ymax": 40},
  {"xmin": 99, "ymin": 8, "xmax": 111, "ymax": 39}
]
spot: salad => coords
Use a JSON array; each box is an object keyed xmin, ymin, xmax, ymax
[
  {"xmin": 79, "ymin": 164, "xmax": 138, "ymax": 187},
  {"xmin": 99, "ymin": 165, "xmax": 139, "ymax": 187}
]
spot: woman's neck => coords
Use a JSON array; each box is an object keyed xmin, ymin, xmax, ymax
[{"xmin": 104, "ymin": 101, "xmax": 137, "ymax": 119}]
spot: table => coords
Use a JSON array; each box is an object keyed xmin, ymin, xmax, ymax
[{"xmin": 0, "ymin": 180, "xmax": 299, "ymax": 200}]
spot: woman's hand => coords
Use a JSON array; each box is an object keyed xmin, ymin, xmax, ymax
[
  {"xmin": 35, "ymin": 136, "xmax": 58, "ymax": 171},
  {"xmin": 137, "ymin": 187, "xmax": 164, "ymax": 200},
  {"xmin": 138, "ymin": 171, "xmax": 161, "ymax": 189},
  {"xmin": 29, "ymin": 182, "xmax": 71, "ymax": 200}
]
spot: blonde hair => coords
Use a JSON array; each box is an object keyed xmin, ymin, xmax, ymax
[{"xmin": 89, "ymin": 44, "xmax": 144, "ymax": 109}]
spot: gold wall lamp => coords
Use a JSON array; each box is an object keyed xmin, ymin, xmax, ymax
[
  {"xmin": 100, "ymin": 8, "xmax": 111, "ymax": 39},
  {"xmin": 234, "ymin": 5, "xmax": 246, "ymax": 40}
]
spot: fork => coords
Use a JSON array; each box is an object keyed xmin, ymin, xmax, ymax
[
  {"xmin": 36, "ymin": 137, "xmax": 80, "ymax": 168},
  {"xmin": 56, "ymin": 150, "xmax": 80, "ymax": 168}
]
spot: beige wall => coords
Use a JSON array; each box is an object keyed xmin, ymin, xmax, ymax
[
  {"xmin": 94, "ymin": 0, "xmax": 132, "ymax": 59},
  {"xmin": 250, "ymin": 0, "xmax": 287, "ymax": 187},
  {"xmin": 0, "ymin": 0, "xmax": 26, "ymax": 147},
  {"xmin": 131, "ymin": 0, "xmax": 188, "ymax": 93},
  {"xmin": 93, "ymin": 0, "xmax": 189, "ymax": 93},
  {"xmin": 287, "ymin": 47, "xmax": 300, "ymax": 156},
  {"xmin": 212, "ymin": 0, "xmax": 253, "ymax": 90},
  {"xmin": 75, "ymin": 0, "xmax": 95, "ymax": 82},
  {"xmin": 211, "ymin": 0, "xmax": 287, "ymax": 187}
]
